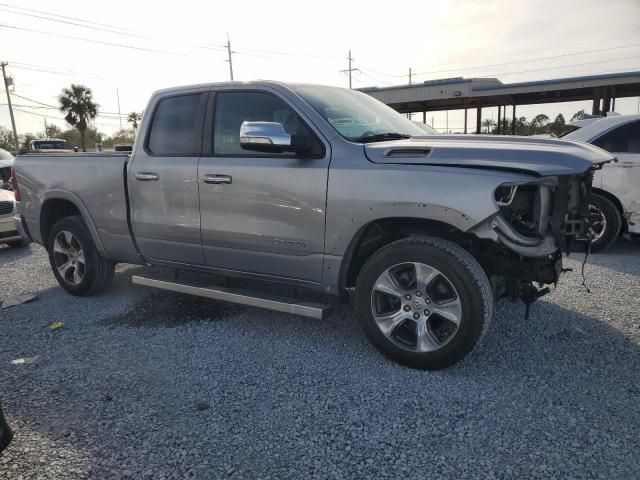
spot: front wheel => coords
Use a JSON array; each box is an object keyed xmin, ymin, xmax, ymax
[
  {"xmin": 47, "ymin": 216, "xmax": 116, "ymax": 296},
  {"xmin": 355, "ymin": 236, "xmax": 493, "ymax": 370},
  {"xmin": 586, "ymin": 194, "xmax": 621, "ymax": 253}
]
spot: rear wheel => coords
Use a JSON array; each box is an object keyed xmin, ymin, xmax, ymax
[
  {"xmin": 355, "ymin": 236, "xmax": 493, "ymax": 370},
  {"xmin": 47, "ymin": 216, "xmax": 115, "ymax": 296},
  {"xmin": 587, "ymin": 193, "xmax": 621, "ymax": 252}
]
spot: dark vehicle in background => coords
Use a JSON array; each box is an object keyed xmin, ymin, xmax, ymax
[
  {"xmin": 0, "ymin": 401, "xmax": 12, "ymax": 453},
  {"xmin": 26, "ymin": 138, "xmax": 73, "ymax": 154},
  {"xmin": 114, "ymin": 143, "xmax": 133, "ymax": 152}
]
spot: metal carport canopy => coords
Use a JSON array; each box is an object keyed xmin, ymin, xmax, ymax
[{"xmin": 359, "ymin": 71, "xmax": 640, "ymax": 113}]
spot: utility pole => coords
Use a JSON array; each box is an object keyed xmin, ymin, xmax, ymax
[
  {"xmin": 408, "ymin": 68, "xmax": 413, "ymax": 85},
  {"xmin": 116, "ymin": 88, "xmax": 123, "ymax": 131},
  {"xmin": 1, "ymin": 62, "xmax": 19, "ymax": 150},
  {"xmin": 340, "ymin": 50, "xmax": 360, "ymax": 89},
  {"xmin": 44, "ymin": 118, "xmax": 48, "ymax": 138},
  {"xmin": 225, "ymin": 32, "xmax": 234, "ymax": 81}
]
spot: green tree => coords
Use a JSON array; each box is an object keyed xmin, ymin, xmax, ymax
[
  {"xmin": 0, "ymin": 126, "xmax": 16, "ymax": 151},
  {"xmin": 529, "ymin": 114, "xmax": 550, "ymax": 134},
  {"xmin": 494, "ymin": 116, "xmax": 529, "ymax": 135},
  {"xmin": 481, "ymin": 118, "xmax": 496, "ymax": 133},
  {"xmin": 103, "ymin": 129, "xmax": 135, "ymax": 148},
  {"xmin": 58, "ymin": 84, "xmax": 99, "ymax": 152},
  {"xmin": 549, "ymin": 113, "xmax": 567, "ymax": 137},
  {"xmin": 60, "ymin": 127, "xmax": 103, "ymax": 150},
  {"xmin": 127, "ymin": 112, "xmax": 142, "ymax": 133},
  {"xmin": 44, "ymin": 124, "xmax": 64, "ymax": 139},
  {"xmin": 571, "ymin": 109, "xmax": 585, "ymax": 121},
  {"xmin": 18, "ymin": 132, "xmax": 36, "ymax": 151}
]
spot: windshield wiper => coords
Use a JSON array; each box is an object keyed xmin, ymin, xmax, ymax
[{"xmin": 354, "ymin": 132, "xmax": 411, "ymax": 143}]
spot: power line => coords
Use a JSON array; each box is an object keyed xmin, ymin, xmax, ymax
[
  {"xmin": 0, "ymin": 2, "xmax": 139, "ymax": 33},
  {"xmin": 232, "ymin": 46, "xmax": 338, "ymax": 60},
  {"xmin": 8, "ymin": 63, "xmax": 119, "ymax": 82},
  {"xmin": 0, "ymin": 24, "xmax": 204, "ymax": 58},
  {"xmin": 357, "ymin": 55, "xmax": 640, "ymax": 87},
  {"xmin": 479, "ymin": 55, "xmax": 640, "ymax": 79},
  {"xmin": 0, "ymin": 3, "xmax": 228, "ymax": 54},
  {"xmin": 10, "ymin": 92, "xmax": 127, "ymax": 116},
  {"xmin": 0, "ymin": 7, "xmax": 158, "ymax": 41},
  {"xmin": 358, "ymin": 42, "xmax": 640, "ymax": 79}
]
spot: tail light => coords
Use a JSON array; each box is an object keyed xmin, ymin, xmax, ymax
[{"xmin": 10, "ymin": 166, "xmax": 20, "ymax": 202}]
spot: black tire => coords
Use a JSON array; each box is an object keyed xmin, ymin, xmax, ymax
[
  {"xmin": 588, "ymin": 194, "xmax": 621, "ymax": 253},
  {"xmin": 355, "ymin": 236, "xmax": 493, "ymax": 370},
  {"xmin": 6, "ymin": 239, "xmax": 30, "ymax": 248},
  {"xmin": 47, "ymin": 215, "xmax": 116, "ymax": 296}
]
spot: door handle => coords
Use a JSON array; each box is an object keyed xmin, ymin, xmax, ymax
[
  {"xmin": 203, "ymin": 174, "xmax": 232, "ymax": 184},
  {"xmin": 134, "ymin": 172, "xmax": 159, "ymax": 181}
]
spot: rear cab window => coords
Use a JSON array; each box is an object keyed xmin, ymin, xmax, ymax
[{"xmin": 146, "ymin": 93, "xmax": 206, "ymax": 155}]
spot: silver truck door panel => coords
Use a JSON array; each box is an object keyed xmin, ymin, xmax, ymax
[
  {"xmin": 198, "ymin": 89, "xmax": 329, "ymax": 283},
  {"xmin": 129, "ymin": 91, "xmax": 207, "ymax": 264},
  {"xmin": 198, "ymin": 156, "xmax": 329, "ymax": 282}
]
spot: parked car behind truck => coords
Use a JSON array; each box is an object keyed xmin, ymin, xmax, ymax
[
  {"xmin": 13, "ymin": 81, "xmax": 612, "ymax": 369},
  {"xmin": 1, "ymin": 149, "xmax": 29, "ymax": 248},
  {"xmin": 562, "ymin": 114, "xmax": 640, "ymax": 251}
]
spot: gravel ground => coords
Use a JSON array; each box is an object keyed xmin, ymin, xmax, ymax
[{"xmin": 0, "ymin": 241, "xmax": 639, "ymax": 479}]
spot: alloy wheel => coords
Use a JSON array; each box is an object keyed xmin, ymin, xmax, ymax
[
  {"xmin": 52, "ymin": 230, "xmax": 86, "ymax": 286},
  {"xmin": 370, "ymin": 262, "xmax": 462, "ymax": 353}
]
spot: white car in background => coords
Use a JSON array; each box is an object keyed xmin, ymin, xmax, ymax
[
  {"xmin": 0, "ymin": 148, "xmax": 29, "ymax": 248},
  {"xmin": 562, "ymin": 114, "xmax": 640, "ymax": 251}
]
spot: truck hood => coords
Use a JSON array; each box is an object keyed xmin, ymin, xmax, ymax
[{"xmin": 363, "ymin": 135, "xmax": 614, "ymax": 176}]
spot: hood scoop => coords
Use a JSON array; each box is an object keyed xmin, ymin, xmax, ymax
[{"xmin": 385, "ymin": 148, "xmax": 431, "ymax": 158}]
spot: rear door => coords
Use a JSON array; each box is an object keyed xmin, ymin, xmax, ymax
[
  {"xmin": 129, "ymin": 90, "xmax": 207, "ymax": 264},
  {"xmin": 197, "ymin": 88, "xmax": 330, "ymax": 285},
  {"xmin": 592, "ymin": 119, "xmax": 640, "ymax": 214}
]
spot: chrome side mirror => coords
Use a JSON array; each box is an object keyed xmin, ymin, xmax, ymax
[{"xmin": 239, "ymin": 121, "xmax": 307, "ymax": 154}]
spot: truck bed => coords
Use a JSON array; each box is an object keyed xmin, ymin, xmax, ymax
[{"xmin": 16, "ymin": 153, "xmax": 141, "ymax": 263}]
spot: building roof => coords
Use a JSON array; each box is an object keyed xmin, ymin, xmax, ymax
[{"xmin": 360, "ymin": 71, "xmax": 640, "ymax": 113}]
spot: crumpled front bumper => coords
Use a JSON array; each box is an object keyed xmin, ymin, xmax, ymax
[
  {"xmin": 626, "ymin": 212, "xmax": 640, "ymax": 235},
  {"xmin": 0, "ymin": 213, "xmax": 22, "ymax": 244}
]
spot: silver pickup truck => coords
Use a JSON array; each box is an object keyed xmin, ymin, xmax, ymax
[{"xmin": 13, "ymin": 81, "xmax": 613, "ymax": 369}]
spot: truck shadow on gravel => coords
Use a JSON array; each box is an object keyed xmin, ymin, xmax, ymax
[
  {"xmin": 101, "ymin": 292, "xmax": 248, "ymax": 328},
  {"xmin": 0, "ymin": 243, "xmax": 36, "ymax": 263}
]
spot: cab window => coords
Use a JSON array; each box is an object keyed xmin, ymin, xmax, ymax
[{"xmin": 212, "ymin": 91, "xmax": 322, "ymax": 156}]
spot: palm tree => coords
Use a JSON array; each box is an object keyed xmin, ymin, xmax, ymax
[
  {"xmin": 127, "ymin": 111, "xmax": 142, "ymax": 133},
  {"xmin": 58, "ymin": 84, "xmax": 98, "ymax": 152},
  {"xmin": 481, "ymin": 118, "xmax": 496, "ymax": 134}
]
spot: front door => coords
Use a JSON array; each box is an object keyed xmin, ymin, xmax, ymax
[
  {"xmin": 129, "ymin": 91, "xmax": 207, "ymax": 264},
  {"xmin": 198, "ymin": 89, "xmax": 330, "ymax": 285}
]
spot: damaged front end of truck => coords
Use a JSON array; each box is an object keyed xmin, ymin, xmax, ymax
[{"xmin": 469, "ymin": 166, "xmax": 604, "ymax": 310}]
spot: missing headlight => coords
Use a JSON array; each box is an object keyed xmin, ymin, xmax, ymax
[{"xmin": 494, "ymin": 185, "xmax": 518, "ymax": 206}]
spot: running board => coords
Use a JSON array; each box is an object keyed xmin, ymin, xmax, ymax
[{"xmin": 131, "ymin": 275, "xmax": 332, "ymax": 320}]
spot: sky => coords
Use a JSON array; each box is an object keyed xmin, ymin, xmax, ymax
[{"xmin": 1, "ymin": 0, "xmax": 640, "ymax": 137}]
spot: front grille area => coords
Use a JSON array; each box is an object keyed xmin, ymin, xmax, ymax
[{"xmin": 0, "ymin": 201, "xmax": 14, "ymax": 215}]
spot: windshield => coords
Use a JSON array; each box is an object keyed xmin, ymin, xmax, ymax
[
  {"xmin": 558, "ymin": 125, "xmax": 582, "ymax": 138},
  {"xmin": 292, "ymin": 85, "xmax": 426, "ymax": 142}
]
